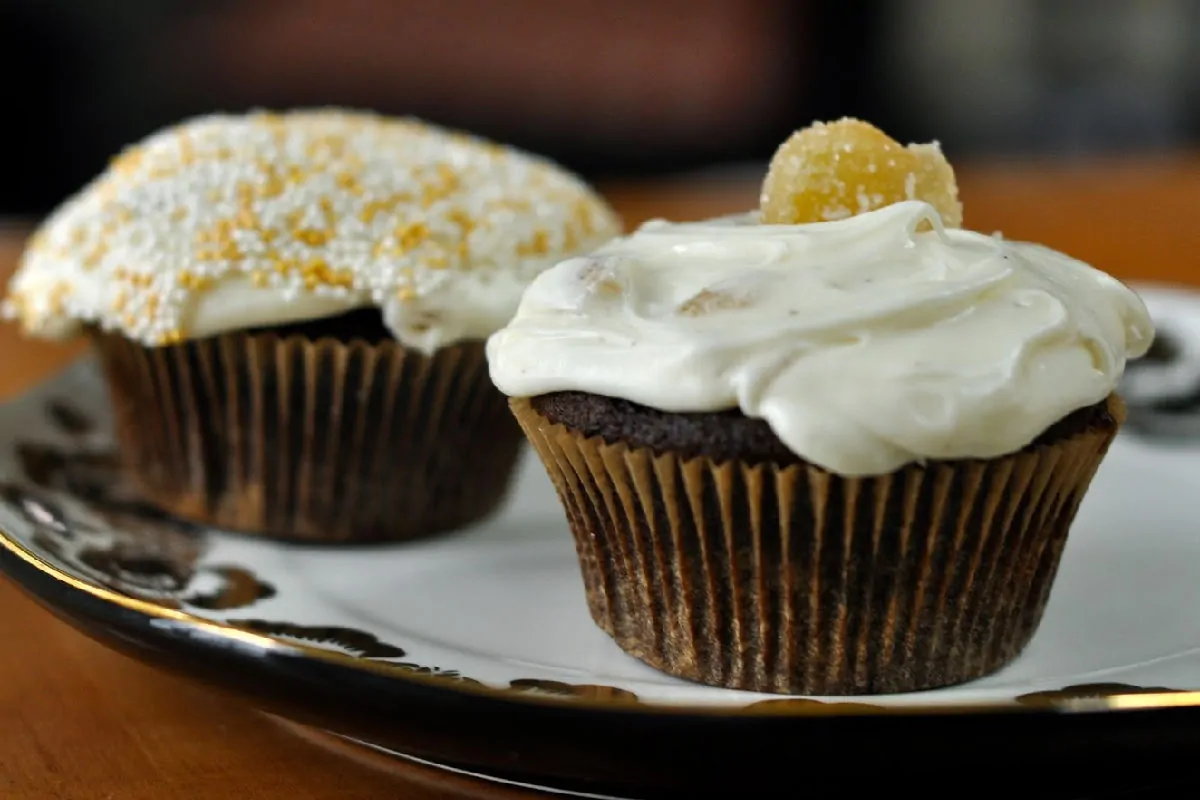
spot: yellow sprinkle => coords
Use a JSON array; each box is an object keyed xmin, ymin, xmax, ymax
[
  {"xmin": 359, "ymin": 193, "xmax": 414, "ymax": 224},
  {"xmin": 110, "ymin": 147, "xmax": 145, "ymax": 176},
  {"xmin": 395, "ymin": 222, "xmax": 429, "ymax": 251},
  {"xmin": 299, "ymin": 257, "xmax": 335, "ymax": 290},
  {"xmin": 284, "ymin": 164, "xmax": 307, "ymax": 184},
  {"xmin": 178, "ymin": 271, "xmax": 214, "ymax": 291},
  {"xmin": 83, "ymin": 242, "xmax": 108, "ymax": 269},
  {"xmin": 236, "ymin": 181, "xmax": 256, "ymax": 206},
  {"xmin": 294, "ymin": 228, "xmax": 332, "ymax": 247},
  {"xmin": 271, "ymin": 256, "xmax": 296, "ymax": 274},
  {"xmin": 517, "ymin": 229, "xmax": 550, "ymax": 257},
  {"xmin": 335, "ymin": 173, "xmax": 361, "ymax": 194},
  {"xmin": 195, "ymin": 229, "xmax": 242, "ymax": 261},
  {"xmin": 420, "ymin": 165, "xmax": 461, "ymax": 207},
  {"xmin": 159, "ymin": 328, "xmax": 186, "ymax": 346},
  {"xmin": 446, "ymin": 208, "xmax": 475, "ymax": 233},
  {"xmin": 236, "ymin": 208, "xmax": 258, "ymax": 229},
  {"xmin": 319, "ymin": 196, "xmax": 337, "ymax": 222},
  {"xmin": 262, "ymin": 176, "xmax": 284, "ymax": 197},
  {"xmin": 254, "ymin": 164, "xmax": 285, "ymax": 198}
]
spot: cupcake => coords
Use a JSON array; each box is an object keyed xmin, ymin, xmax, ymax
[
  {"xmin": 487, "ymin": 119, "xmax": 1154, "ymax": 694},
  {"xmin": 4, "ymin": 109, "xmax": 620, "ymax": 543}
]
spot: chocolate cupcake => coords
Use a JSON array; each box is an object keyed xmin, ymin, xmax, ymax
[
  {"xmin": 487, "ymin": 119, "xmax": 1153, "ymax": 694},
  {"xmin": 4, "ymin": 109, "xmax": 620, "ymax": 543}
]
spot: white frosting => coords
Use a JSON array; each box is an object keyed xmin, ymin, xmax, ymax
[
  {"xmin": 486, "ymin": 201, "xmax": 1154, "ymax": 475},
  {"xmin": 4, "ymin": 109, "xmax": 620, "ymax": 352}
]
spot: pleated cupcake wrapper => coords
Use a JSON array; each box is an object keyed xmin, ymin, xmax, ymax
[
  {"xmin": 511, "ymin": 396, "xmax": 1124, "ymax": 695},
  {"xmin": 90, "ymin": 331, "xmax": 524, "ymax": 543}
]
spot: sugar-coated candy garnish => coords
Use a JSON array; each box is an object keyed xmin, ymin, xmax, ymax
[{"xmin": 759, "ymin": 118, "xmax": 962, "ymax": 227}]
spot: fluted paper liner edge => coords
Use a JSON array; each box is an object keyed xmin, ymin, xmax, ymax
[
  {"xmin": 91, "ymin": 331, "xmax": 523, "ymax": 542},
  {"xmin": 511, "ymin": 395, "xmax": 1124, "ymax": 695}
]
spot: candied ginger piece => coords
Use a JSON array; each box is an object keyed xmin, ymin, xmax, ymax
[{"xmin": 759, "ymin": 118, "xmax": 962, "ymax": 227}]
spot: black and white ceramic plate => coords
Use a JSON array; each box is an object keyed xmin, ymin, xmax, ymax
[{"xmin": 1, "ymin": 284, "xmax": 1199, "ymax": 798}]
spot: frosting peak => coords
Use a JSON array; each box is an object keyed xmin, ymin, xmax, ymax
[{"xmin": 486, "ymin": 201, "xmax": 1154, "ymax": 475}]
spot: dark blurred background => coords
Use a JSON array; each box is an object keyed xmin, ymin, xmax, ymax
[{"xmin": 3, "ymin": 0, "xmax": 1199, "ymax": 215}]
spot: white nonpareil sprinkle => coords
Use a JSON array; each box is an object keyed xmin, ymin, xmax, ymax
[{"xmin": 3, "ymin": 109, "xmax": 620, "ymax": 346}]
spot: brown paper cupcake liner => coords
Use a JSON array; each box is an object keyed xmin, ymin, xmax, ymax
[
  {"xmin": 511, "ymin": 396, "xmax": 1124, "ymax": 695},
  {"xmin": 90, "ymin": 330, "xmax": 524, "ymax": 543}
]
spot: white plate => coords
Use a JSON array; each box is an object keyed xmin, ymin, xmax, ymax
[{"xmin": 1, "ymin": 284, "xmax": 1198, "ymax": 796}]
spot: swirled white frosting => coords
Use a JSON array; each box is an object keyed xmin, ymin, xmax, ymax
[{"xmin": 486, "ymin": 201, "xmax": 1154, "ymax": 475}]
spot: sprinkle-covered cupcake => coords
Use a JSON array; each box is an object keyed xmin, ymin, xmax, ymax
[
  {"xmin": 4, "ymin": 109, "xmax": 620, "ymax": 543},
  {"xmin": 487, "ymin": 119, "xmax": 1153, "ymax": 694}
]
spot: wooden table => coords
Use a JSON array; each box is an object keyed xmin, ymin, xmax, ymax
[{"xmin": 1, "ymin": 158, "xmax": 1199, "ymax": 798}]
